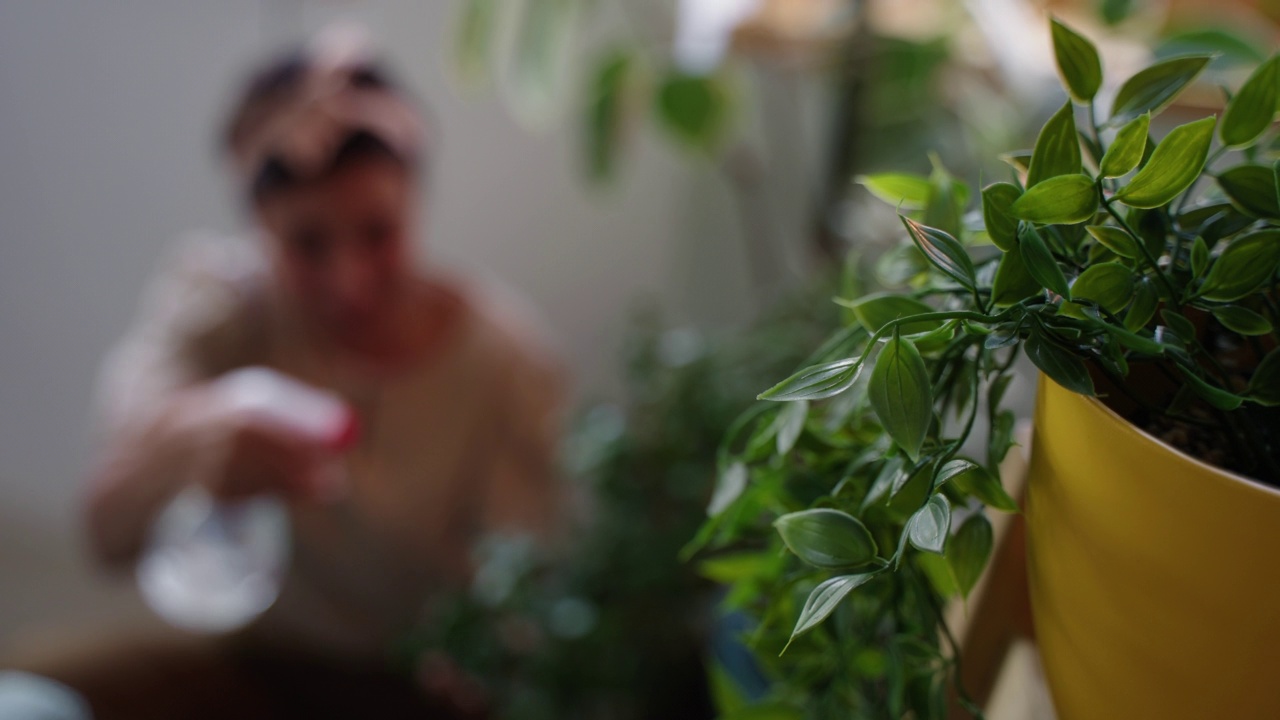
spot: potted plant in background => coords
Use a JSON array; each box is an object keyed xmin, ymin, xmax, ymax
[{"xmin": 692, "ymin": 17, "xmax": 1280, "ymax": 719}]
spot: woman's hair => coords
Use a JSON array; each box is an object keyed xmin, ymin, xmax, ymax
[{"xmin": 222, "ymin": 43, "xmax": 426, "ymax": 204}]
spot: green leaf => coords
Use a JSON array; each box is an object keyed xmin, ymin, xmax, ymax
[
  {"xmin": 988, "ymin": 409, "xmax": 1016, "ymax": 466},
  {"xmin": 760, "ymin": 358, "xmax": 862, "ymax": 401},
  {"xmin": 774, "ymin": 509, "xmax": 879, "ymax": 569},
  {"xmin": 707, "ymin": 462, "xmax": 748, "ymax": 517},
  {"xmin": 857, "ymin": 173, "xmax": 932, "ymax": 209},
  {"xmin": 698, "ymin": 551, "xmax": 775, "ymax": 584},
  {"xmin": 1110, "ymin": 55, "xmax": 1212, "ymax": 124},
  {"xmin": 937, "ymin": 459, "xmax": 1019, "ymax": 512},
  {"xmin": 1025, "ymin": 332, "xmax": 1095, "ymax": 395},
  {"xmin": 1248, "ymin": 348, "xmax": 1280, "ymax": 405},
  {"xmin": 1156, "ymin": 29, "xmax": 1266, "ymax": 68},
  {"xmin": 841, "ymin": 293, "xmax": 942, "ymax": 334},
  {"xmin": 900, "ymin": 217, "xmax": 977, "ymax": 291},
  {"xmin": 1218, "ymin": 165, "xmax": 1280, "ymax": 218},
  {"xmin": 917, "ymin": 552, "xmax": 960, "ymax": 599},
  {"xmin": 1191, "ymin": 236, "xmax": 1209, "ymax": 278},
  {"xmin": 585, "ymin": 51, "xmax": 635, "ymax": 181},
  {"xmin": 1126, "ymin": 277, "xmax": 1160, "ymax": 330},
  {"xmin": 907, "ymin": 495, "xmax": 951, "ymax": 554},
  {"xmin": 788, "ymin": 573, "xmax": 877, "ymax": 640},
  {"xmin": 1212, "ymin": 305, "xmax": 1273, "ymax": 335},
  {"xmin": 1198, "ymin": 230, "xmax": 1280, "ymax": 301},
  {"xmin": 1100, "ymin": 0, "xmax": 1136, "ymax": 24},
  {"xmin": 1181, "ymin": 202, "xmax": 1255, "ymax": 244},
  {"xmin": 1220, "ymin": 56, "xmax": 1280, "ymax": 148},
  {"xmin": 1000, "ymin": 151, "xmax": 1033, "ymax": 173},
  {"xmin": 1178, "ymin": 366, "xmax": 1244, "ymax": 410},
  {"xmin": 1089, "ymin": 316, "xmax": 1166, "ymax": 355},
  {"xmin": 982, "ymin": 182, "xmax": 1022, "ymax": 251},
  {"xmin": 1086, "ymin": 224, "xmax": 1140, "ymax": 258},
  {"xmin": 1010, "ymin": 174, "xmax": 1097, "ymax": 224},
  {"xmin": 869, "ymin": 332, "xmax": 933, "ymax": 461},
  {"xmin": 991, "ymin": 243, "xmax": 1044, "ymax": 306},
  {"xmin": 1027, "ymin": 102, "xmax": 1082, "ymax": 186},
  {"xmin": 509, "ymin": 0, "xmax": 577, "ymax": 117},
  {"xmin": 453, "ymin": 0, "xmax": 500, "ymax": 86},
  {"xmin": 775, "ymin": 400, "xmax": 809, "ymax": 455},
  {"xmin": 1019, "ymin": 225, "xmax": 1071, "ymax": 298},
  {"xmin": 1099, "ymin": 113, "xmax": 1151, "ymax": 178},
  {"xmin": 1115, "ymin": 117, "xmax": 1216, "ymax": 208},
  {"xmin": 656, "ymin": 72, "xmax": 729, "ymax": 150},
  {"xmin": 948, "ymin": 513, "xmax": 994, "ymax": 599},
  {"xmin": 1071, "ymin": 262, "xmax": 1136, "ymax": 313},
  {"xmin": 1160, "ymin": 309, "xmax": 1198, "ymax": 343},
  {"xmin": 1051, "ymin": 18, "xmax": 1103, "ymax": 103},
  {"xmin": 924, "ymin": 159, "xmax": 964, "ymax": 238}
]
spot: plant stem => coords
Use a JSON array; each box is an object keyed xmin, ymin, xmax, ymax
[
  {"xmin": 923, "ymin": 577, "xmax": 985, "ymax": 719},
  {"xmin": 1100, "ymin": 192, "xmax": 1180, "ymax": 307}
]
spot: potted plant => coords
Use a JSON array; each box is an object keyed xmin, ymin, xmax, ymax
[{"xmin": 691, "ymin": 18, "xmax": 1280, "ymax": 719}]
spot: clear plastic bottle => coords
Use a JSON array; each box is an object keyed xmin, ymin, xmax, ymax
[{"xmin": 136, "ymin": 367, "xmax": 356, "ymax": 633}]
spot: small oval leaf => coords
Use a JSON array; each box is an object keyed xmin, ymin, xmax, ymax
[
  {"xmin": 900, "ymin": 217, "xmax": 977, "ymax": 291},
  {"xmin": 857, "ymin": 173, "xmax": 933, "ymax": 209},
  {"xmin": 656, "ymin": 72, "xmax": 730, "ymax": 150},
  {"xmin": 759, "ymin": 358, "xmax": 863, "ymax": 402},
  {"xmin": 775, "ymin": 400, "xmax": 809, "ymax": 455},
  {"xmin": 1191, "ymin": 236, "xmax": 1209, "ymax": 278},
  {"xmin": 707, "ymin": 462, "xmax": 748, "ymax": 517},
  {"xmin": 1126, "ymin": 278, "xmax": 1160, "ymax": 330},
  {"xmin": 937, "ymin": 459, "xmax": 1020, "ymax": 513},
  {"xmin": 907, "ymin": 495, "xmax": 951, "ymax": 555},
  {"xmin": 949, "ymin": 513, "xmax": 994, "ymax": 599},
  {"xmin": 1221, "ymin": 55, "xmax": 1280, "ymax": 148},
  {"xmin": 842, "ymin": 293, "xmax": 941, "ymax": 334},
  {"xmin": 1010, "ymin": 174, "xmax": 1097, "ymax": 225},
  {"xmin": 1198, "ymin": 230, "xmax": 1280, "ymax": 301},
  {"xmin": 1028, "ymin": 102, "xmax": 1083, "ymax": 187},
  {"xmin": 1211, "ymin": 305, "xmax": 1273, "ymax": 335},
  {"xmin": 1025, "ymin": 332, "xmax": 1095, "ymax": 395},
  {"xmin": 1110, "ymin": 55, "xmax": 1212, "ymax": 124},
  {"xmin": 789, "ymin": 573, "xmax": 877, "ymax": 640},
  {"xmin": 868, "ymin": 332, "xmax": 933, "ymax": 461},
  {"xmin": 1099, "ymin": 113, "xmax": 1151, "ymax": 178},
  {"xmin": 1086, "ymin": 224, "xmax": 1140, "ymax": 258},
  {"xmin": 1051, "ymin": 18, "xmax": 1103, "ymax": 103},
  {"xmin": 585, "ymin": 51, "xmax": 636, "ymax": 181},
  {"xmin": 991, "ymin": 243, "xmax": 1044, "ymax": 307},
  {"xmin": 1115, "ymin": 117, "xmax": 1216, "ymax": 209},
  {"xmin": 1178, "ymin": 366, "xmax": 1245, "ymax": 410},
  {"xmin": 1248, "ymin": 348, "xmax": 1280, "ymax": 406},
  {"xmin": 982, "ymin": 182, "xmax": 1023, "ymax": 251},
  {"xmin": 1071, "ymin": 262, "xmax": 1136, "ymax": 313},
  {"xmin": 774, "ymin": 509, "xmax": 879, "ymax": 569},
  {"xmin": 1019, "ymin": 225, "xmax": 1072, "ymax": 298},
  {"xmin": 1218, "ymin": 165, "xmax": 1280, "ymax": 218}
]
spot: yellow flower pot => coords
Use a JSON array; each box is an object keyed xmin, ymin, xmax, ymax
[{"xmin": 1026, "ymin": 376, "xmax": 1280, "ymax": 719}]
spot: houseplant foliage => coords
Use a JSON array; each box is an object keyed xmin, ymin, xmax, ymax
[
  {"xmin": 691, "ymin": 17, "xmax": 1280, "ymax": 718},
  {"xmin": 397, "ymin": 296, "xmax": 841, "ymax": 720}
]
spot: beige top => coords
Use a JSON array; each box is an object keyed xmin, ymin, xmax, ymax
[{"xmin": 94, "ymin": 235, "xmax": 564, "ymax": 659}]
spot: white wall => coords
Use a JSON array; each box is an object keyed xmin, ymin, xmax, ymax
[{"xmin": 0, "ymin": 0, "xmax": 828, "ymax": 645}]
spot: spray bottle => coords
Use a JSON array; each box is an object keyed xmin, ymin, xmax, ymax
[{"xmin": 136, "ymin": 367, "xmax": 357, "ymax": 633}]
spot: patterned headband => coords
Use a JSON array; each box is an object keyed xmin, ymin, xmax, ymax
[{"xmin": 231, "ymin": 24, "xmax": 425, "ymax": 184}]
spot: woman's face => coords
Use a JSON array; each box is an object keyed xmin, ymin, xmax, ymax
[{"xmin": 256, "ymin": 158, "xmax": 418, "ymax": 347}]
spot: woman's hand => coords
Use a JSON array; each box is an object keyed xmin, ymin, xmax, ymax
[{"xmin": 202, "ymin": 410, "xmax": 334, "ymax": 502}]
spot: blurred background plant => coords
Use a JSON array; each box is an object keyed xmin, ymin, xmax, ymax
[{"xmin": 396, "ymin": 285, "xmax": 842, "ymax": 720}]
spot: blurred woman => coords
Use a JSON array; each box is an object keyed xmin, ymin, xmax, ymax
[{"xmin": 16, "ymin": 26, "xmax": 563, "ymax": 720}]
